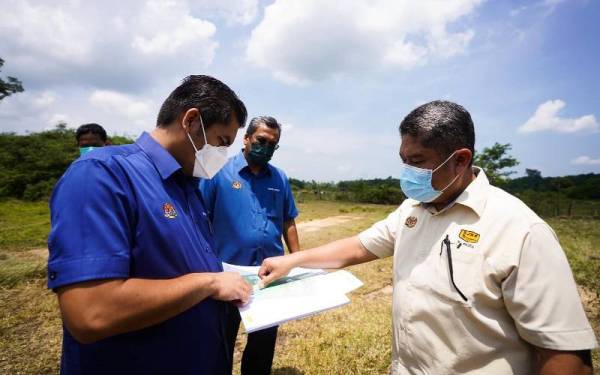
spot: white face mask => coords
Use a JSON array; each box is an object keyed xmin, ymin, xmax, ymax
[{"xmin": 186, "ymin": 116, "xmax": 228, "ymax": 179}]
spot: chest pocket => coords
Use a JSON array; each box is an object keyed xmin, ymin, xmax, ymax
[
  {"xmin": 265, "ymin": 188, "xmax": 284, "ymax": 219},
  {"xmin": 406, "ymin": 239, "xmax": 483, "ymax": 307},
  {"xmin": 435, "ymin": 240, "xmax": 483, "ymax": 306}
]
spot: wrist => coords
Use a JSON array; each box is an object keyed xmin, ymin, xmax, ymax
[{"xmin": 204, "ymin": 273, "xmax": 218, "ymax": 297}]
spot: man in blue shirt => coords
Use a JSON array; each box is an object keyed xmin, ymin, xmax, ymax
[
  {"xmin": 48, "ymin": 75, "xmax": 252, "ymax": 374},
  {"xmin": 200, "ymin": 116, "xmax": 300, "ymax": 374},
  {"xmin": 76, "ymin": 123, "xmax": 108, "ymax": 155}
]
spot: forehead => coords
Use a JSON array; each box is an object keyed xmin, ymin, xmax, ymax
[
  {"xmin": 250, "ymin": 124, "xmax": 280, "ymax": 139},
  {"xmin": 78, "ymin": 133, "xmax": 104, "ymax": 143},
  {"xmin": 399, "ymin": 134, "xmax": 438, "ymax": 158}
]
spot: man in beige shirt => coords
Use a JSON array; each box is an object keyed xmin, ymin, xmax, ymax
[{"xmin": 258, "ymin": 101, "xmax": 597, "ymax": 374}]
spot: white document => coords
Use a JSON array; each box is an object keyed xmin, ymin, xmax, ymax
[{"xmin": 222, "ymin": 263, "xmax": 363, "ymax": 333}]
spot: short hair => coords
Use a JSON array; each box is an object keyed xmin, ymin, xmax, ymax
[
  {"xmin": 156, "ymin": 75, "xmax": 247, "ymax": 129},
  {"xmin": 76, "ymin": 123, "xmax": 107, "ymax": 142},
  {"xmin": 399, "ymin": 100, "xmax": 475, "ymax": 161},
  {"xmin": 246, "ymin": 116, "xmax": 282, "ymax": 138}
]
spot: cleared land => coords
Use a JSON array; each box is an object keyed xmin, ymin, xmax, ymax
[{"xmin": 0, "ymin": 199, "xmax": 598, "ymax": 374}]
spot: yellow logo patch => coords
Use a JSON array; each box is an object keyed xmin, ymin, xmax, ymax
[
  {"xmin": 232, "ymin": 181, "xmax": 242, "ymax": 189},
  {"xmin": 459, "ymin": 229, "xmax": 480, "ymax": 243}
]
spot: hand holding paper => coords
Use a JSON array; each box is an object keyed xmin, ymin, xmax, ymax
[
  {"xmin": 258, "ymin": 255, "xmax": 297, "ymax": 287},
  {"xmin": 224, "ymin": 262, "xmax": 363, "ymax": 333}
]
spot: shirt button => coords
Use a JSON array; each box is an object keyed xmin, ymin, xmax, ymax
[{"xmin": 49, "ymin": 271, "xmax": 57, "ymax": 280}]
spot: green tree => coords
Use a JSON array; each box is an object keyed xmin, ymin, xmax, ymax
[
  {"xmin": 473, "ymin": 142, "xmax": 519, "ymax": 186},
  {"xmin": 0, "ymin": 58, "xmax": 24, "ymax": 101}
]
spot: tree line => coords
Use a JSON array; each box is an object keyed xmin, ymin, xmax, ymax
[
  {"xmin": 1, "ymin": 127, "xmax": 598, "ymax": 209},
  {"xmin": 0, "ymin": 124, "xmax": 133, "ymax": 200}
]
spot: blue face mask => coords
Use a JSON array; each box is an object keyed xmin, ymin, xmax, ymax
[
  {"xmin": 79, "ymin": 146, "xmax": 98, "ymax": 155},
  {"xmin": 399, "ymin": 151, "xmax": 461, "ymax": 203}
]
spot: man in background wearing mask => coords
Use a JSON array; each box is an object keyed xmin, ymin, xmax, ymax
[
  {"xmin": 76, "ymin": 123, "xmax": 108, "ymax": 155},
  {"xmin": 258, "ymin": 101, "xmax": 597, "ymax": 374},
  {"xmin": 200, "ymin": 116, "xmax": 300, "ymax": 375},
  {"xmin": 48, "ymin": 75, "xmax": 252, "ymax": 374}
]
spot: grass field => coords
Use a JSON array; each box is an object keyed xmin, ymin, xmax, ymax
[{"xmin": 0, "ymin": 199, "xmax": 598, "ymax": 374}]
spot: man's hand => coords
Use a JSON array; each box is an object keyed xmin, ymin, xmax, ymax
[
  {"xmin": 258, "ymin": 255, "xmax": 296, "ymax": 287},
  {"xmin": 211, "ymin": 272, "xmax": 252, "ymax": 304}
]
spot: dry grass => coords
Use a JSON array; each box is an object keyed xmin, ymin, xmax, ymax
[{"xmin": 0, "ymin": 199, "xmax": 598, "ymax": 374}]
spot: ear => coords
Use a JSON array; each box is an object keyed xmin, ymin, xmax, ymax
[
  {"xmin": 243, "ymin": 132, "xmax": 250, "ymax": 148},
  {"xmin": 180, "ymin": 108, "xmax": 201, "ymax": 131},
  {"xmin": 455, "ymin": 148, "xmax": 472, "ymax": 173}
]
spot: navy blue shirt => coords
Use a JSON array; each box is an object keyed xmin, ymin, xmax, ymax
[
  {"xmin": 199, "ymin": 151, "xmax": 298, "ymax": 266},
  {"xmin": 48, "ymin": 132, "xmax": 230, "ymax": 375}
]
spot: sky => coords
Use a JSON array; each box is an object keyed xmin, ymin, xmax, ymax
[{"xmin": 1, "ymin": 0, "xmax": 599, "ymax": 181}]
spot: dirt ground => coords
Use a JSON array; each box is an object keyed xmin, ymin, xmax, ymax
[{"xmin": 296, "ymin": 215, "xmax": 362, "ymax": 233}]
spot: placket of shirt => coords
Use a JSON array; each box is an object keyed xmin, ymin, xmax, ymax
[
  {"xmin": 393, "ymin": 207, "xmax": 438, "ymax": 370},
  {"xmin": 249, "ymin": 172, "xmax": 267, "ymax": 239},
  {"xmin": 181, "ymin": 179, "xmax": 212, "ymax": 254}
]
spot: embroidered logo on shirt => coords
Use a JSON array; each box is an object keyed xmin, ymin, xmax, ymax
[
  {"xmin": 459, "ymin": 229, "xmax": 480, "ymax": 243},
  {"xmin": 232, "ymin": 181, "xmax": 242, "ymax": 189},
  {"xmin": 405, "ymin": 216, "xmax": 418, "ymax": 228},
  {"xmin": 162, "ymin": 203, "xmax": 177, "ymax": 219}
]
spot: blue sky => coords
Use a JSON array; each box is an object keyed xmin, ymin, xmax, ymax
[{"xmin": 1, "ymin": 0, "xmax": 599, "ymax": 181}]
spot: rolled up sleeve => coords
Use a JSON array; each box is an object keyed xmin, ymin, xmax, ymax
[
  {"xmin": 47, "ymin": 159, "xmax": 133, "ymax": 290},
  {"xmin": 503, "ymin": 222, "xmax": 598, "ymax": 350},
  {"xmin": 358, "ymin": 207, "xmax": 400, "ymax": 259}
]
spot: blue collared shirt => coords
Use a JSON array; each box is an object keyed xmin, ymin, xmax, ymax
[
  {"xmin": 199, "ymin": 151, "xmax": 298, "ymax": 266},
  {"xmin": 48, "ymin": 132, "xmax": 230, "ymax": 375}
]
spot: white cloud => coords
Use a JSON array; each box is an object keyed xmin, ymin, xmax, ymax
[
  {"xmin": 518, "ymin": 99, "xmax": 599, "ymax": 134},
  {"xmin": 89, "ymin": 90, "xmax": 154, "ymax": 128},
  {"xmin": 246, "ymin": 0, "xmax": 482, "ymax": 84},
  {"xmin": 32, "ymin": 91, "xmax": 57, "ymax": 109},
  {"xmin": 0, "ymin": 0, "xmax": 219, "ymax": 90},
  {"xmin": 0, "ymin": 90, "xmax": 66, "ymax": 131},
  {"xmin": 571, "ymin": 156, "xmax": 600, "ymax": 165},
  {"xmin": 131, "ymin": 1, "xmax": 217, "ymax": 57},
  {"xmin": 191, "ymin": 0, "xmax": 259, "ymax": 25},
  {"xmin": 47, "ymin": 113, "xmax": 70, "ymax": 127}
]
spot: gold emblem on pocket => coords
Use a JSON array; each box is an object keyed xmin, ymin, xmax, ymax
[
  {"xmin": 459, "ymin": 229, "xmax": 480, "ymax": 243},
  {"xmin": 405, "ymin": 216, "xmax": 418, "ymax": 228},
  {"xmin": 232, "ymin": 181, "xmax": 242, "ymax": 189}
]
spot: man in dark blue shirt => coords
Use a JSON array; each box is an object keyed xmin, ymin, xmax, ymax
[
  {"xmin": 48, "ymin": 75, "xmax": 252, "ymax": 374},
  {"xmin": 200, "ymin": 116, "xmax": 300, "ymax": 374}
]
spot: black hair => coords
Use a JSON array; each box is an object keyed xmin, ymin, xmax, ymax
[
  {"xmin": 75, "ymin": 123, "xmax": 107, "ymax": 142},
  {"xmin": 246, "ymin": 116, "xmax": 282, "ymax": 138},
  {"xmin": 399, "ymin": 100, "xmax": 475, "ymax": 162},
  {"xmin": 156, "ymin": 75, "xmax": 247, "ymax": 129}
]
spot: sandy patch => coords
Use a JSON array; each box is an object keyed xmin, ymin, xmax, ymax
[
  {"xmin": 26, "ymin": 248, "xmax": 49, "ymax": 260},
  {"xmin": 296, "ymin": 215, "xmax": 361, "ymax": 234}
]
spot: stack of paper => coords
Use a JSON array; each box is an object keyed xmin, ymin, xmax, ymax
[{"xmin": 223, "ymin": 263, "xmax": 363, "ymax": 333}]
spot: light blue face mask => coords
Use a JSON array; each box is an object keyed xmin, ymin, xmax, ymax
[
  {"xmin": 79, "ymin": 146, "xmax": 98, "ymax": 156},
  {"xmin": 399, "ymin": 151, "xmax": 461, "ymax": 203}
]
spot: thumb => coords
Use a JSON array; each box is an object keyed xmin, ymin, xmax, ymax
[{"xmin": 259, "ymin": 272, "xmax": 279, "ymax": 287}]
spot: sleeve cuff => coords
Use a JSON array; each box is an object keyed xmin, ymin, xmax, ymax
[
  {"xmin": 47, "ymin": 255, "xmax": 130, "ymax": 290},
  {"xmin": 518, "ymin": 326, "xmax": 599, "ymax": 351},
  {"xmin": 358, "ymin": 230, "xmax": 394, "ymax": 258},
  {"xmin": 285, "ymin": 209, "xmax": 299, "ymax": 221}
]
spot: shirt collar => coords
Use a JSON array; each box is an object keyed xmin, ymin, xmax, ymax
[
  {"xmin": 411, "ymin": 167, "xmax": 489, "ymax": 217},
  {"xmin": 136, "ymin": 132, "xmax": 182, "ymax": 180},
  {"xmin": 233, "ymin": 150, "xmax": 272, "ymax": 176}
]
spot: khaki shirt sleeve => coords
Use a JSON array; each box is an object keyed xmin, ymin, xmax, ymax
[
  {"xmin": 503, "ymin": 222, "xmax": 598, "ymax": 350},
  {"xmin": 358, "ymin": 206, "xmax": 401, "ymax": 258}
]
